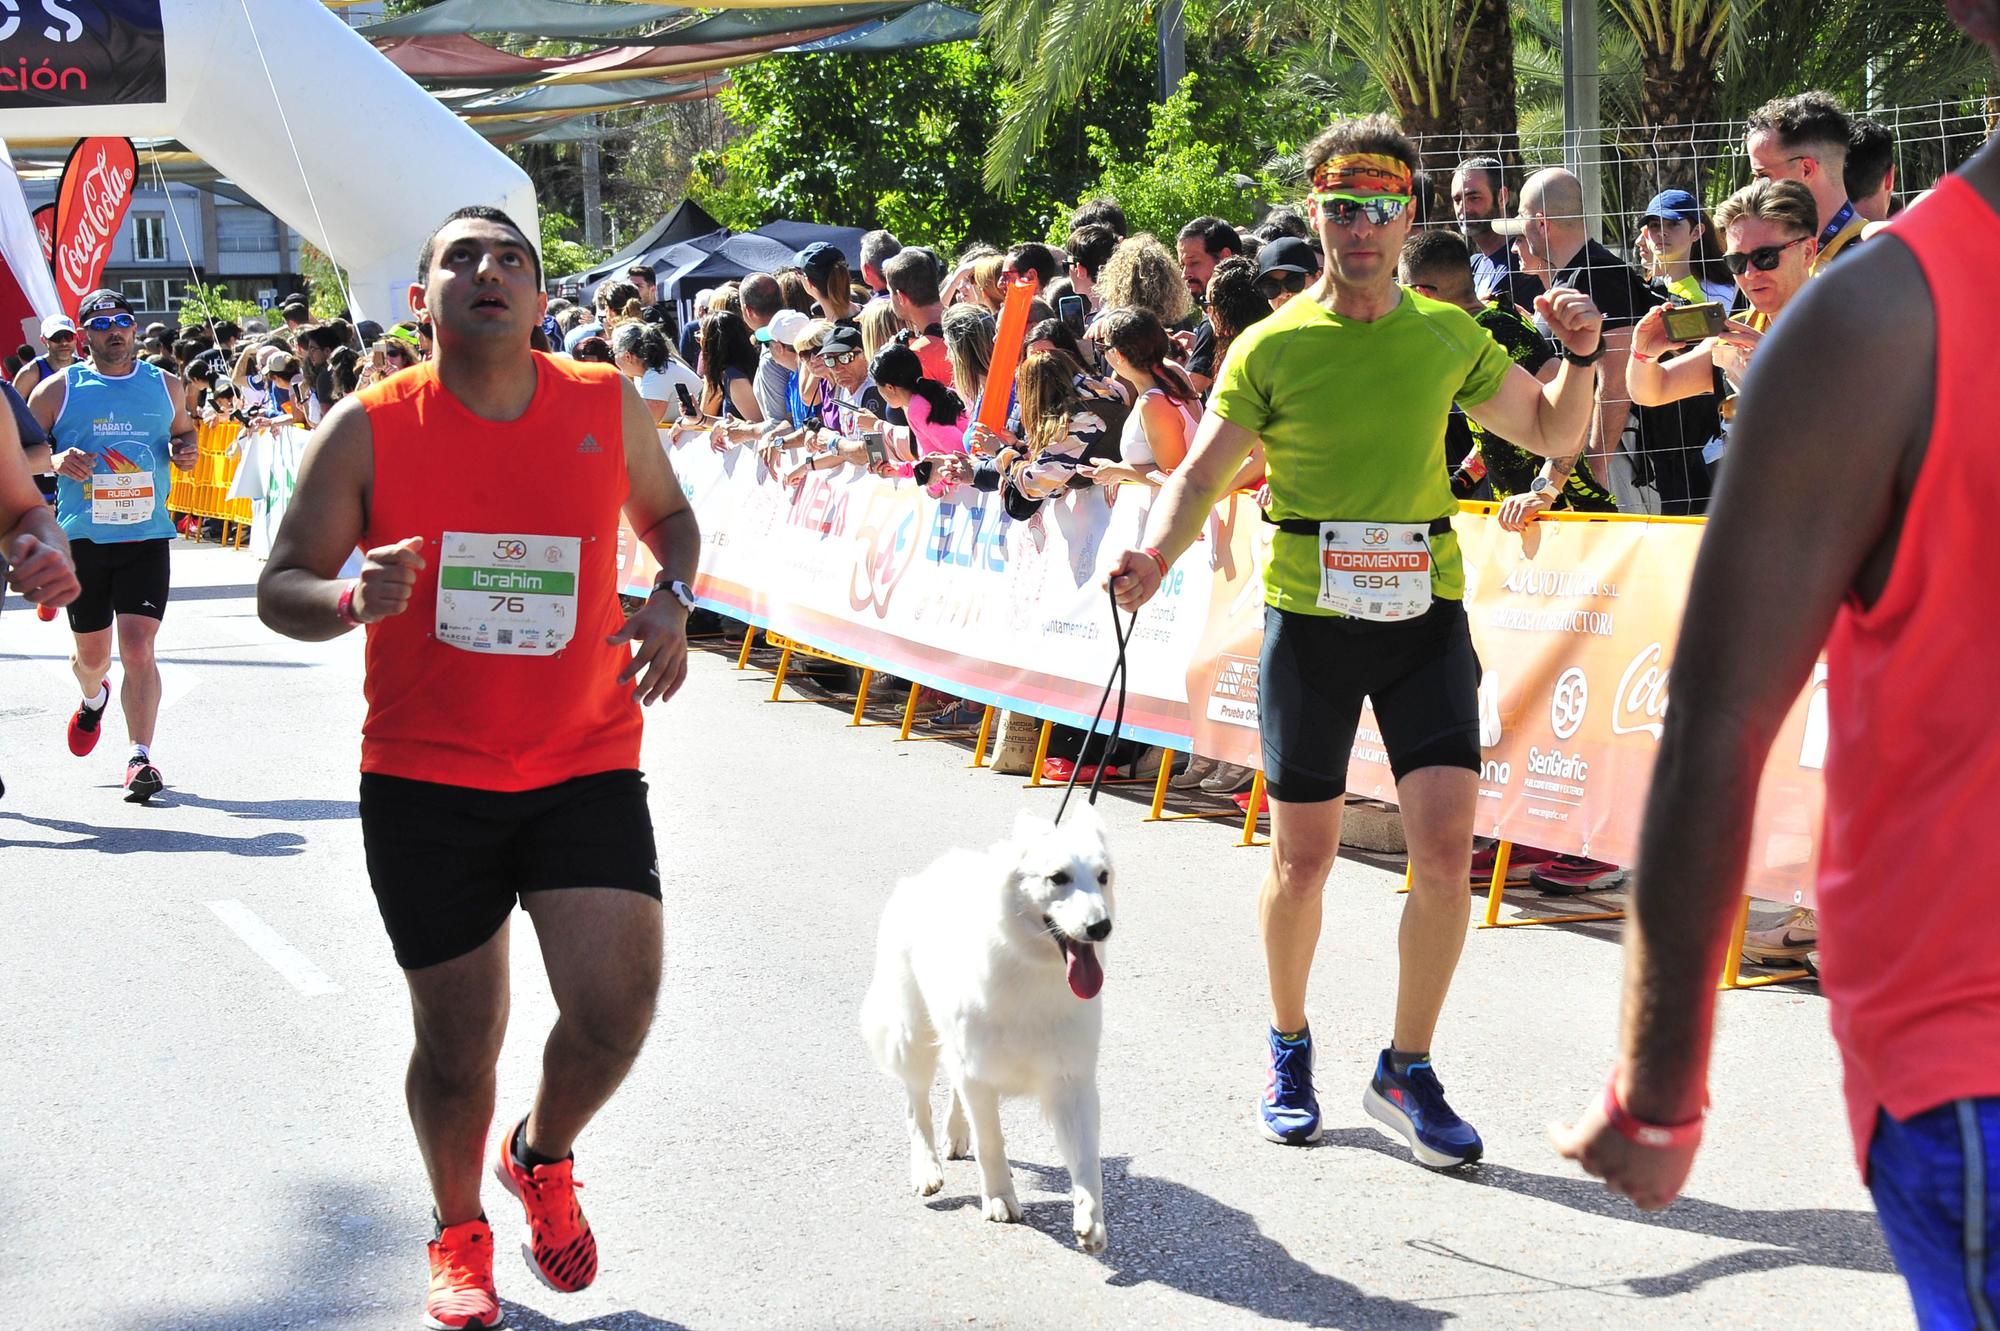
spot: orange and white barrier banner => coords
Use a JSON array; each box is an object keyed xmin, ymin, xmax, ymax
[{"xmin": 619, "ymin": 432, "xmax": 1825, "ymax": 906}]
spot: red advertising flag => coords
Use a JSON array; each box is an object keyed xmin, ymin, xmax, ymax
[
  {"xmin": 51, "ymin": 137, "xmax": 137, "ymax": 319},
  {"xmin": 31, "ymin": 204, "xmax": 54, "ymax": 263}
]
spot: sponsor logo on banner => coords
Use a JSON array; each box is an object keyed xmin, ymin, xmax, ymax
[
  {"xmin": 1613, "ymin": 642, "xmax": 1671, "ymax": 740},
  {"xmin": 31, "ymin": 202, "xmax": 53, "ymax": 262},
  {"xmin": 0, "ymin": 2, "xmax": 167, "ymax": 109},
  {"xmin": 51, "ymin": 135, "xmax": 135, "ymax": 318},
  {"xmin": 1550, "ymin": 667, "xmax": 1588, "ymax": 740},
  {"xmin": 1205, "ymin": 653, "xmax": 1260, "ymax": 728}
]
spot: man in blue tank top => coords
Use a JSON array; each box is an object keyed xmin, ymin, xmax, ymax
[{"xmin": 28, "ymin": 290, "xmax": 197, "ymax": 804}]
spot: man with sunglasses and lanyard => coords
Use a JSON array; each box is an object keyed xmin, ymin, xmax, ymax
[
  {"xmin": 29, "ymin": 289, "xmax": 197, "ymax": 804},
  {"xmin": 1107, "ymin": 115, "xmax": 1605, "ymax": 1163}
]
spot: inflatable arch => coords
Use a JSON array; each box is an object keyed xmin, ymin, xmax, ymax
[{"xmin": 0, "ymin": 0, "xmax": 536, "ymax": 320}]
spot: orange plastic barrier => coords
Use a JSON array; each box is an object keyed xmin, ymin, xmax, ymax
[{"xmin": 166, "ymin": 419, "xmax": 253, "ymax": 547}]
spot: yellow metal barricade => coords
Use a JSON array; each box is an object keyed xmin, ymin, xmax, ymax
[{"xmin": 168, "ymin": 419, "xmax": 252, "ymax": 548}]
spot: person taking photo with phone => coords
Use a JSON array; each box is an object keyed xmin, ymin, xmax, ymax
[{"xmin": 1627, "ymin": 180, "xmax": 1819, "ymax": 417}]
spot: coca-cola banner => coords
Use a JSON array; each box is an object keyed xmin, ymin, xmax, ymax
[
  {"xmin": 0, "ymin": 2, "xmax": 165, "ymax": 109},
  {"xmin": 587, "ymin": 435, "xmax": 1826, "ymax": 908},
  {"xmin": 31, "ymin": 202, "xmax": 52, "ymax": 262},
  {"xmin": 51, "ymin": 135, "xmax": 135, "ymax": 318}
]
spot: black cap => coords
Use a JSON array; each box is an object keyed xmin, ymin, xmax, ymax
[
  {"xmin": 821, "ymin": 323, "xmax": 865, "ymax": 356},
  {"xmin": 77, "ymin": 288, "xmax": 133, "ymax": 318},
  {"xmin": 1257, "ymin": 236, "xmax": 1319, "ymax": 277},
  {"xmin": 356, "ymin": 319, "xmax": 384, "ymax": 343},
  {"xmin": 797, "ymin": 242, "xmax": 846, "ymax": 284}
]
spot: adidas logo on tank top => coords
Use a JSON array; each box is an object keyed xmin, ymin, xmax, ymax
[{"xmin": 576, "ymin": 433, "xmax": 602, "ymax": 454}]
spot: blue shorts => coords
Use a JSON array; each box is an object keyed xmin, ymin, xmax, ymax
[{"xmin": 1870, "ymin": 1099, "xmax": 2000, "ymax": 1330}]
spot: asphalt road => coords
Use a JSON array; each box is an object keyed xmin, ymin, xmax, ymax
[{"xmin": 0, "ymin": 542, "xmax": 1904, "ymax": 1331}]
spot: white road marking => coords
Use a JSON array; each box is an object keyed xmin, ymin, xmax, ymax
[{"xmin": 205, "ymin": 900, "xmax": 341, "ymax": 996}]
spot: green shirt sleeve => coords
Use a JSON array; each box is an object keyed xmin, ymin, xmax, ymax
[{"xmin": 1207, "ymin": 325, "xmax": 1271, "ymax": 434}]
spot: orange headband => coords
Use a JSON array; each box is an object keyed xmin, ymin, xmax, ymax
[{"xmin": 1311, "ymin": 153, "xmax": 1414, "ymax": 195}]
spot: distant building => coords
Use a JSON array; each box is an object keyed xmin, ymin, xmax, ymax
[{"xmin": 24, "ymin": 179, "xmax": 306, "ymax": 322}]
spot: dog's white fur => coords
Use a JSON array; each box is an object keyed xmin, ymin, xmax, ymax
[{"xmin": 861, "ymin": 806, "xmax": 1115, "ymax": 1253}]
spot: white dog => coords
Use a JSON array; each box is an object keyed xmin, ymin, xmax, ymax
[{"xmin": 861, "ymin": 806, "xmax": 1115, "ymax": 1253}]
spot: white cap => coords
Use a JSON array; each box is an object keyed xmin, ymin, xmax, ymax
[
  {"xmin": 758, "ymin": 308, "xmax": 812, "ymax": 346},
  {"xmin": 40, "ymin": 314, "xmax": 74, "ymax": 339}
]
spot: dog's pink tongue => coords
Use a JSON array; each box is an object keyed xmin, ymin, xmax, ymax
[{"xmin": 1062, "ymin": 940, "xmax": 1104, "ymax": 1000}]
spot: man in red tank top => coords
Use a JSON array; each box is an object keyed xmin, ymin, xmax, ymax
[
  {"xmin": 1553, "ymin": 7, "xmax": 2000, "ymax": 1327},
  {"xmin": 258, "ymin": 208, "xmax": 700, "ymax": 1330}
]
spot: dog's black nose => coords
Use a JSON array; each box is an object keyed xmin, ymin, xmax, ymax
[{"xmin": 1086, "ymin": 919, "xmax": 1112, "ymax": 942}]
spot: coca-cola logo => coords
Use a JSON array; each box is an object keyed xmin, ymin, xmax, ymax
[
  {"xmin": 1614, "ymin": 641, "xmax": 1670, "ymax": 740},
  {"xmin": 52, "ymin": 136, "xmax": 135, "ymax": 316},
  {"xmin": 31, "ymin": 203, "xmax": 51, "ymax": 262}
]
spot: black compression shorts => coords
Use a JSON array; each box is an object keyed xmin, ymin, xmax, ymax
[
  {"xmin": 1257, "ymin": 599, "xmax": 1482, "ymax": 803},
  {"xmin": 66, "ymin": 537, "xmax": 172, "ymax": 634},
  {"xmin": 359, "ymin": 768, "xmax": 661, "ymax": 971}
]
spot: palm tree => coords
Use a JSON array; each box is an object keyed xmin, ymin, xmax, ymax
[{"xmin": 979, "ymin": 0, "xmax": 1522, "ymax": 191}]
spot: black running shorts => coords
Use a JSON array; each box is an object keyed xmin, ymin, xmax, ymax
[
  {"xmin": 1257, "ymin": 599, "xmax": 1482, "ymax": 803},
  {"xmin": 358, "ymin": 769, "xmax": 661, "ymax": 971},
  {"xmin": 66, "ymin": 537, "xmax": 172, "ymax": 634}
]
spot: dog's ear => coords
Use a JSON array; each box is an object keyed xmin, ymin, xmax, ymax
[
  {"xmin": 1010, "ymin": 808, "xmax": 1055, "ymax": 846},
  {"xmin": 1064, "ymin": 802, "xmax": 1107, "ymax": 843}
]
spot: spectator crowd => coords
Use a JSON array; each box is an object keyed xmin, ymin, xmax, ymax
[{"xmin": 10, "ymin": 88, "xmax": 1916, "ymax": 960}]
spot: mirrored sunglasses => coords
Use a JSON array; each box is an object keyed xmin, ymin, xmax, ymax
[
  {"xmin": 82, "ymin": 313, "xmax": 136, "ymax": 331},
  {"xmin": 823, "ymin": 351, "xmax": 860, "ymax": 366},
  {"xmin": 1312, "ymin": 192, "xmax": 1411, "ymax": 227}
]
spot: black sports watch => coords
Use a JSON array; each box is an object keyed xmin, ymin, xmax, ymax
[
  {"xmin": 1562, "ymin": 336, "xmax": 1607, "ymax": 367},
  {"xmin": 653, "ymin": 574, "xmax": 697, "ymax": 610}
]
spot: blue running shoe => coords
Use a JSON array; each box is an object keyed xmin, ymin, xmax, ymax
[
  {"xmin": 1259, "ymin": 1026, "xmax": 1321, "ymax": 1144},
  {"xmin": 1362, "ymin": 1050, "xmax": 1483, "ymax": 1167}
]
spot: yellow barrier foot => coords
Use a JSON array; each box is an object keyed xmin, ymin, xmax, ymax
[
  {"xmin": 1145, "ymin": 752, "xmax": 1175, "ymax": 820},
  {"xmin": 968, "ymin": 706, "xmax": 996, "ymax": 767},
  {"xmin": 768, "ymin": 646, "xmax": 793, "ymax": 701},
  {"xmin": 735, "ymin": 630, "xmax": 757, "ymax": 670},
  {"xmin": 1024, "ymin": 720, "xmax": 1054, "ymax": 788},
  {"xmin": 1237, "ymin": 771, "xmax": 1268, "ymax": 847}
]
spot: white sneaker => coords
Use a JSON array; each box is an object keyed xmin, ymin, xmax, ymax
[
  {"xmin": 1200, "ymin": 762, "xmax": 1255, "ymax": 795},
  {"xmin": 1742, "ymin": 907, "xmax": 1817, "ymax": 963}
]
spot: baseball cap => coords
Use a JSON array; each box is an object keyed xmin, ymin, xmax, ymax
[
  {"xmin": 77, "ymin": 289, "xmax": 133, "ymax": 318},
  {"xmin": 356, "ymin": 319, "xmax": 385, "ymax": 343},
  {"xmin": 1641, "ymin": 189, "xmax": 1702, "ymax": 224},
  {"xmin": 563, "ymin": 320, "xmax": 605, "ymax": 355},
  {"xmin": 821, "ymin": 323, "xmax": 864, "ymax": 356},
  {"xmin": 757, "ymin": 308, "xmax": 812, "ymax": 346},
  {"xmin": 1256, "ymin": 236, "xmax": 1319, "ymax": 277},
  {"xmin": 796, "ymin": 242, "xmax": 846, "ymax": 284},
  {"xmin": 40, "ymin": 314, "xmax": 75, "ymax": 339}
]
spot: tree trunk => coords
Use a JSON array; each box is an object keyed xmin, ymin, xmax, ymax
[
  {"xmin": 1452, "ymin": 0, "xmax": 1520, "ymax": 161},
  {"xmin": 1634, "ymin": 43, "xmax": 1723, "ymax": 199}
]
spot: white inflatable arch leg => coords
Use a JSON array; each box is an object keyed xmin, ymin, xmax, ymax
[{"xmin": 0, "ymin": 0, "xmax": 536, "ymax": 322}]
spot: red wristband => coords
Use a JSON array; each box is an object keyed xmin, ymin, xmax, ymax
[
  {"xmin": 1630, "ymin": 350, "xmax": 1656, "ymax": 363},
  {"xmin": 1603, "ymin": 1072, "xmax": 1705, "ymax": 1149},
  {"xmin": 334, "ymin": 579, "xmax": 363, "ymax": 628},
  {"xmin": 1143, "ymin": 546, "xmax": 1170, "ymax": 581}
]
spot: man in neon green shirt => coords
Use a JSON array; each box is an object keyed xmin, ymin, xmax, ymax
[{"xmin": 1108, "ymin": 115, "xmax": 1605, "ymax": 1163}]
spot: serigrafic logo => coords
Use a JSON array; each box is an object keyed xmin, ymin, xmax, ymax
[
  {"xmin": 1362, "ymin": 526, "xmax": 1389, "ymax": 546},
  {"xmin": 1550, "ymin": 666, "xmax": 1588, "ymax": 741},
  {"xmin": 492, "ymin": 539, "xmax": 527, "ymax": 562}
]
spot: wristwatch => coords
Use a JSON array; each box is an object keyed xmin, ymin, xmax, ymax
[
  {"xmin": 1530, "ymin": 475, "xmax": 1561, "ymax": 501},
  {"xmin": 653, "ymin": 574, "xmax": 697, "ymax": 610},
  {"xmin": 1562, "ymin": 336, "xmax": 1607, "ymax": 367}
]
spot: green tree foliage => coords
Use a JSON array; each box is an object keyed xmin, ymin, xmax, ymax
[
  {"xmin": 541, "ymin": 208, "xmax": 607, "ymax": 276},
  {"xmin": 690, "ymin": 30, "xmax": 1299, "ymax": 253},
  {"xmin": 178, "ymin": 283, "xmax": 262, "ymax": 328},
  {"xmin": 1047, "ymin": 79, "xmax": 1282, "ymax": 241}
]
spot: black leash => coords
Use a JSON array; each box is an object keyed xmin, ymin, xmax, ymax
[{"xmin": 1055, "ymin": 583, "xmax": 1132, "ymax": 824}]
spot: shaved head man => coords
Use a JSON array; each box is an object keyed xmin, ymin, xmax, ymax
[{"xmin": 1492, "ymin": 168, "xmax": 1713, "ymax": 513}]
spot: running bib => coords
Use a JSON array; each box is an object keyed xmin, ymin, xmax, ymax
[
  {"xmin": 1317, "ymin": 520, "xmax": 1433, "ymax": 621},
  {"xmin": 90, "ymin": 469, "xmax": 156, "ymax": 525},
  {"xmin": 436, "ymin": 532, "xmax": 581, "ymax": 656}
]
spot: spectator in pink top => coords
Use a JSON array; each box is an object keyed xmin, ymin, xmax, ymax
[{"xmin": 866, "ymin": 339, "xmax": 970, "ymax": 495}]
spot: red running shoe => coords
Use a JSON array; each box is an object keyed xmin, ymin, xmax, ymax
[
  {"xmin": 66, "ymin": 685, "xmax": 107, "ymax": 757},
  {"xmin": 1467, "ymin": 842, "xmax": 1560, "ymax": 888},
  {"xmin": 424, "ymin": 1218, "xmax": 504, "ymax": 1329},
  {"xmin": 493, "ymin": 1121, "xmax": 596, "ymax": 1293}
]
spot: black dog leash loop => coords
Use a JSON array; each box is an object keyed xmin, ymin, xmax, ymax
[{"xmin": 1055, "ymin": 583, "xmax": 1132, "ymax": 824}]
